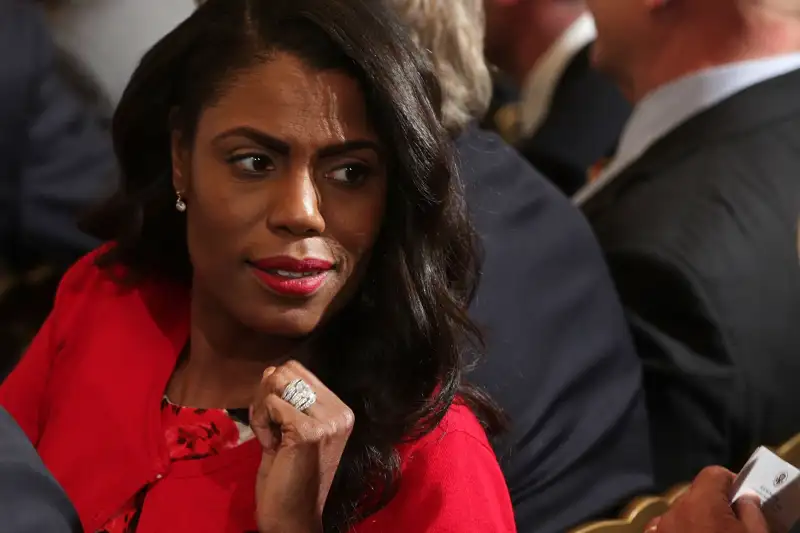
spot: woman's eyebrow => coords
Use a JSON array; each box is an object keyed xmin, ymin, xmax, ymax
[
  {"xmin": 317, "ymin": 140, "xmax": 382, "ymax": 158},
  {"xmin": 213, "ymin": 127, "xmax": 382, "ymax": 158},
  {"xmin": 212, "ymin": 127, "xmax": 291, "ymax": 155}
]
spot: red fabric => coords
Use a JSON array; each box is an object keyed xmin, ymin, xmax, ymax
[
  {"xmin": 160, "ymin": 399, "xmax": 246, "ymax": 460},
  {"xmin": 100, "ymin": 400, "xmax": 251, "ymax": 533},
  {"xmin": 0, "ymin": 248, "xmax": 516, "ymax": 533}
]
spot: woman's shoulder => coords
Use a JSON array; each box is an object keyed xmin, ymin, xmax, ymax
[
  {"xmin": 44, "ymin": 245, "xmax": 116, "ymax": 318},
  {"xmin": 397, "ymin": 401, "xmax": 495, "ymax": 461},
  {"xmin": 58, "ymin": 245, "xmax": 113, "ymax": 292},
  {"xmin": 57, "ymin": 244, "xmax": 176, "ymax": 302},
  {"xmin": 52, "ymin": 244, "xmax": 184, "ymax": 329},
  {"xmin": 354, "ymin": 402, "xmax": 515, "ymax": 532}
]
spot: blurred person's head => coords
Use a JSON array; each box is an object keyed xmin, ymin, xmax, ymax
[
  {"xmin": 587, "ymin": 0, "xmax": 800, "ymax": 102},
  {"xmin": 483, "ymin": 0, "xmax": 588, "ymax": 84},
  {"xmin": 388, "ymin": 0, "xmax": 492, "ymax": 132},
  {"xmin": 84, "ymin": 0, "xmax": 504, "ymax": 528}
]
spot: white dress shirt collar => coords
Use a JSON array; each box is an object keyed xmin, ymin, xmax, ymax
[
  {"xmin": 574, "ymin": 52, "xmax": 800, "ymax": 206},
  {"xmin": 519, "ymin": 13, "xmax": 597, "ymax": 137}
]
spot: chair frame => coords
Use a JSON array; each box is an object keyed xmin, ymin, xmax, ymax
[{"xmin": 568, "ymin": 431, "xmax": 800, "ymax": 533}]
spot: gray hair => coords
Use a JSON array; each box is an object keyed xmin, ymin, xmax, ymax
[{"xmin": 388, "ymin": 0, "xmax": 492, "ymax": 131}]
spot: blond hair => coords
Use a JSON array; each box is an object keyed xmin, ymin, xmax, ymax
[{"xmin": 388, "ymin": 0, "xmax": 492, "ymax": 131}]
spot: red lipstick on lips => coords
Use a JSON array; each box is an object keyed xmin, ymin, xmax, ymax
[{"xmin": 249, "ymin": 256, "xmax": 334, "ymax": 297}]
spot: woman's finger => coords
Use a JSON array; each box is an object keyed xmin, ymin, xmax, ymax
[
  {"xmin": 260, "ymin": 363, "xmax": 335, "ymax": 406},
  {"xmin": 281, "ymin": 359, "xmax": 326, "ymax": 390},
  {"xmin": 268, "ymin": 393, "xmax": 353, "ymax": 439},
  {"xmin": 255, "ymin": 394, "xmax": 351, "ymax": 447},
  {"xmin": 257, "ymin": 362, "xmax": 354, "ymax": 422},
  {"xmin": 262, "ymin": 362, "xmax": 323, "ymax": 394},
  {"xmin": 250, "ymin": 392, "xmax": 309, "ymax": 449},
  {"xmin": 253, "ymin": 362, "xmax": 353, "ymax": 436},
  {"xmin": 257, "ymin": 366, "xmax": 319, "ymax": 412},
  {"xmin": 261, "ymin": 394, "xmax": 308, "ymax": 430},
  {"xmin": 734, "ymin": 496, "xmax": 769, "ymax": 533}
]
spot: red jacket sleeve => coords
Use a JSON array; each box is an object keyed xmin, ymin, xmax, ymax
[
  {"xmin": 354, "ymin": 429, "xmax": 517, "ymax": 533},
  {"xmin": 0, "ymin": 250, "xmax": 98, "ymax": 444}
]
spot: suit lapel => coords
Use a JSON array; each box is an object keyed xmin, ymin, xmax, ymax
[{"xmin": 583, "ymin": 67, "xmax": 800, "ymax": 220}]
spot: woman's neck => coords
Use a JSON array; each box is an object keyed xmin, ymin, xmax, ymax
[{"xmin": 166, "ymin": 287, "xmax": 303, "ymax": 409}]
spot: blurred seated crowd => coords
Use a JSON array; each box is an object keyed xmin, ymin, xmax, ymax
[{"xmin": 1, "ymin": 0, "xmax": 799, "ymax": 532}]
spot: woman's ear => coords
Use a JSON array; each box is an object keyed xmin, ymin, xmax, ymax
[{"xmin": 171, "ymin": 129, "xmax": 190, "ymax": 193}]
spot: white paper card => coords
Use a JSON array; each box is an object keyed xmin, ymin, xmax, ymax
[{"xmin": 731, "ymin": 446, "xmax": 800, "ymax": 533}]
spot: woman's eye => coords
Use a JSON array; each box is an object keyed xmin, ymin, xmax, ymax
[
  {"xmin": 327, "ymin": 165, "xmax": 370, "ymax": 185},
  {"xmin": 229, "ymin": 154, "xmax": 274, "ymax": 174}
]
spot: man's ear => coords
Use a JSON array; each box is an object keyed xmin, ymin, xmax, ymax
[{"xmin": 171, "ymin": 129, "xmax": 190, "ymax": 194}]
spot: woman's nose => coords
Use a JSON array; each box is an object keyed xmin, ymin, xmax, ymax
[{"xmin": 267, "ymin": 169, "xmax": 326, "ymax": 236}]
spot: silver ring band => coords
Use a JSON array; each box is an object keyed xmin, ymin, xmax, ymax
[{"xmin": 281, "ymin": 378, "xmax": 316, "ymax": 413}]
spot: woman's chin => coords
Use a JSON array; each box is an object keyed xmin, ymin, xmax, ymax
[{"xmin": 248, "ymin": 312, "xmax": 323, "ymax": 339}]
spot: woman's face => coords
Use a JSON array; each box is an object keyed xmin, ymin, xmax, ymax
[{"xmin": 172, "ymin": 52, "xmax": 388, "ymax": 337}]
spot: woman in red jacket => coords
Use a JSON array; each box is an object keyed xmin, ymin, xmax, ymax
[{"xmin": 0, "ymin": 0, "xmax": 516, "ymax": 532}]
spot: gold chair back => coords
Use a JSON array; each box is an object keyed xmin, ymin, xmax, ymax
[
  {"xmin": 569, "ymin": 431, "xmax": 800, "ymax": 533},
  {"xmin": 568, "ymin": 485, "xmax": 688, "ymax": 533},
  {"xmin": 776, "ymin": 432, "xmax": 800, "ymax": 468}
]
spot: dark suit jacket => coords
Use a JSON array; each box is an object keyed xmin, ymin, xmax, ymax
[
  {"xmin": 456, "ymin": 125, "xmax": 653, "ymax": 532},
  {"xmin": 517, "ymin": 44, "xmax": 631, "ymax": 196},
  {"xmin": 0, "ymin": 0, "xmax": 115, "ymax": 267},
  {"xmin": 0, "ymin": 407, "xmax": 81, "ymax": 532},
  {"xmin": 583, "ymin": 67, "xmax": 800, "ymax": 490}
]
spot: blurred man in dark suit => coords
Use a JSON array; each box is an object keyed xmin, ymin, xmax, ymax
[
  {"xmin": 0, "ymin": 407, "xmax": 81, "ymax": 532},
  {"xmin": 0, "ymin": 0, "xmax": 114, "ymax": 266},
  {"xmin": 483, "ymin": 0, "xmax": 630, "ymax": 196},
  {"xmin": 0, "ymin": 0, "xmax": 116, "ymax": 377},
  {"xmin": 388, "ymin": 1, "xmax": 653, "ymax": 531},
  {"xmin": 581, "ymin": 0, "xmax": 800, "ymax": 490}
]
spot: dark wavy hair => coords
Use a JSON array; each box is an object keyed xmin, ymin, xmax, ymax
[{"xmin": 83, "ymin": 0, "xmax": 505, "ymax": 530}]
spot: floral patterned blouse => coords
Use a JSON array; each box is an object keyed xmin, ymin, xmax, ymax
[{"xmin": 96, "ymin": 398, "xmax": 255, "ymax": 533}]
